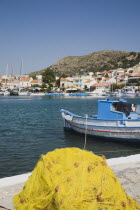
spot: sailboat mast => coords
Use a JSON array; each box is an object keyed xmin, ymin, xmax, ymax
[
  {"xmin": 5, "ymin": 64, "xmax": 8, "ymax": 88},
  {"xmin": 20, "ymin": 59, "xmax": 23, "ymax": 76},
  {"xmin": 19, "ymin": 59, "xmax": 23, "ymax": 92}
]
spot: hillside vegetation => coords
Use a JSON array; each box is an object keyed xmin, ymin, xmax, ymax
[{"xmin": 30, "ymin": 50, "xmax": 140, "ymax": 77}]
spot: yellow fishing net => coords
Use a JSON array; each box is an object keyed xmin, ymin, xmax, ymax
[{"xmin": 14, "ymin": 148, "xmax": 140, "ymax": 210}]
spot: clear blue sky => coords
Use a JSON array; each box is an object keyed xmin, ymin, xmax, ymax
[{"xmin": 0, "ymin": 0, "xmax": 140, "ymax": 75}]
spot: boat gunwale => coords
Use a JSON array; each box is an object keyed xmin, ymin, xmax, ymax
[{"xmin": 60, "ymin": 109, "xmax": 140, "ymax": 122}]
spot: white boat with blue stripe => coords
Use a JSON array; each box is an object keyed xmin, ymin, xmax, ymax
[{"xmin": 60, "ymin": 98, "xmax": 140, "ymax": 141}]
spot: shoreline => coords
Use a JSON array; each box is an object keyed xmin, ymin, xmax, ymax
[{"xmin": 0, "ymin": 154, "xmax": 140, "ymax": 209}]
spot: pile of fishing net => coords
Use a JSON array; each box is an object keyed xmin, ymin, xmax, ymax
[{"xmin": 14, "ymin": 148, "xmax": 140, "ymax": 210}]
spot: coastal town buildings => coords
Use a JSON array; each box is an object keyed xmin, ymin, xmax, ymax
[
  {"xmin": 0, "ymin": 74, "xmax": 43, "ymax": 90},
  {"xmin": 0, "ymin": 64, "xmax": 140, "ymax": 92}
]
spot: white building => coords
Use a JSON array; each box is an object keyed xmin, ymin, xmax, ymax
[
  {"xmin": 36, "ymin": 75, "xmax": 42, "ymax": 80},
  {"xmin": 60, "ymin": 77, "xmax": 73, "ymax": 90},
  {"xmin": 31, "ymin": 79, "xmax": 42, "ymax": 86},
  {"xmin": 20, "ymin": 77, "xmax": 33, "ymax": 87}
]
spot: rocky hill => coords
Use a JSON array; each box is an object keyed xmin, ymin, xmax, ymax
[{"xmin": 30, "ymin": 50, "xmax": 140, "ymax": 76}]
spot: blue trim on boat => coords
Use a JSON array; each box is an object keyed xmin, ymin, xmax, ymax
[
  {"xmin": 69, "ymin": 93, "xmax": 89, "ymax": 96},
  {"xmin": 45, "ymin": 93, "xmax": 64, "ymax": 96},
  {"xmin": 61, "ymin": 109, "xmax": 140, "ymax": 122}
]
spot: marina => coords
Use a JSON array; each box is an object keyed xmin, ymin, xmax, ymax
[
  {"xmin": 0, "ymin": 95, "xmax": 140, "ymax": 179},
  {"xmin": 0, "ymin": 90, "xmax": 140, "ymax": 97}
]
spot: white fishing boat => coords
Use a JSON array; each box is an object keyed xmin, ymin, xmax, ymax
[
  {"xmin": 10, "ymin": 89, "xmax": 19, "ymax": 96},
  {"xmin": 117, "ymin": 87, "xmax": 139, "ymax": 97},
  {"xmin": 18, "ymin": 91, "xmax": 30, "ymax": 96},
  {"xmin": 18, "ymin": 88, "xmax": 30, "ymax": 96},
  {"xmin": 89, "ymin": 89, "xmax": 109, "ymax": 97},
  {"xmin": 61, "ymin": 98, "xmax": 140, "ymax": 141},
  {"xmin": 30, "ymin": 92, "xmax": 45, "ymax": 96},
  {"xmin": 3, "ymin": 90, "xmax": 10, "ymax": 96},
  {"xmin": 0, "ymin": 91, "xmax": 4, "ymax": 95}
]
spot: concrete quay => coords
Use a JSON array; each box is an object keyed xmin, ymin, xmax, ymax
[{"xmin": 0, "ymin": 154, "xmax": 140, "ymax": 210}]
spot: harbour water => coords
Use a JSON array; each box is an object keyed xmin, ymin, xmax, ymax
[{"xmin": 0, "ymin": 95, "xmax": 140, "ymax": 178}]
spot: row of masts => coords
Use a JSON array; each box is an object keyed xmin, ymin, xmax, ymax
[
  {"xmin": 4, "ymin": 60, "xmax": 23, "ymax": 87},
  {"xmin": 4, "ymin": 60, "xmax": 23, "ymax": 77}
]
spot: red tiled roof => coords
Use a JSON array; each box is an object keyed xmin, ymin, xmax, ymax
[
  {"xmin": 125, "ymin": 73, "xmax": 132, "ymax": 76},
  {"xmin": 97, "ymin": 71, "xmax": 107, "ymax": 75},
  {"xmin": 60, "ymin": 77, "xmax": 72, "ymax": 82},
  {"xmin": 134, "ymin": 73, "xmax": 140, "ymax": 77},
  {"xmin": 108, "ymin": 70, "xmax": 114, "ymax": 72},
  {"xmin": 116, "ymin": 82, "xmax": 124, "ymax": 85},
  {"xmin": 20, "ymin": 77, "xmax": 32, "ymax": 82},
  {"xmin": 103, "ymin": 77, "xmax": 110, "ymax": 80},
  {"xmin": 31, "ymin": 80, "xmax": 39, "ymax": 83}
]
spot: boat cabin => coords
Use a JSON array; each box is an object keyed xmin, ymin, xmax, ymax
[{"xmin": 97, "ymin": 98, "xmax": 139, "ymax": 120}]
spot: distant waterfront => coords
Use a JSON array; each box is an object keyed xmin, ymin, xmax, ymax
[{"xmin": 0, "ymin": 95, "xmax": 140, "ymax": 178}]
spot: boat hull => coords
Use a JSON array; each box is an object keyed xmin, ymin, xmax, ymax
[
  {"xmin": 4, "ymin": 91, "xmax": 10, "ymax": 96},
  {"xmin": 115, "ymin": 91, "xmax": 140, "ymax": 97},
  {"xmin": 18, "ymin": 92, "xmax": 30, "ymax": 96},
  {"xmin": 65, "ymin": 120, "xmax": 140, "ymax": 140}
]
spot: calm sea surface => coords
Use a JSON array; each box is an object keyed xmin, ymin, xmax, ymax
[{"xmin": 0, "ymin": 95, "xmax": 140, "ymax": 178}]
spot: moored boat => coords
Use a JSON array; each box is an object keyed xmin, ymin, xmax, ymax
[
  {"xmin": 0, "ymin": 90, "xmax": 4, "ymax": 95},
  {"xmin": 18, "ymin": 90, "xmax": 30, "ymax": 96},
  {"xmin": 60, "ymin": 98, "xmax": 140, "ymax": 141},
  {"xmin": 30, "ymin": 92, "xmax": 45, "ymax": 96},
  {"xmin": 3, "ymin": 90, "xmax": 10, "ymax": 96},
  {"xmin": 118, "ymin": 87, "xmax": 139, "ymax": 97},
  {"xmin": 10, "ymin": 89, "xmax": 19, "ymax": 96},
  {"xmin": 89, "ymin": 89, "xmax": 109, "ymax": 97},
  {"xmin": 69, "ymin": 93, "xmax": 89, "ymax": 96}
]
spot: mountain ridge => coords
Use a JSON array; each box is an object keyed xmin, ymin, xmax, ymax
[{"xmin": 30, "ymin": 50, "xmax": 140, "ymax": 76}]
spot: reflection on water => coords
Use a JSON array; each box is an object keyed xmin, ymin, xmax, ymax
[{"xmin": 64, "ymin": 130, "xmax": 140, "ymax": 157}]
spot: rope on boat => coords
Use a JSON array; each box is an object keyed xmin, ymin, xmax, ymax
[{"xmin": 83, "ymin": 114, "xmax": 88, "ymax": 150}]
